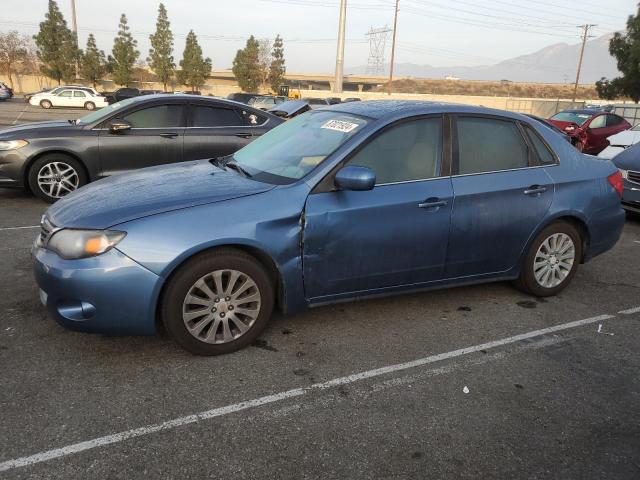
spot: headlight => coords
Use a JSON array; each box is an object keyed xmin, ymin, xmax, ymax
[
  {"xmin": 0, "ymin": 140, "xmax": 28, "ymax": 151},
  {"xmin": 46, "ymin": 229, "xmax": 126, "ymax": 259},
  {"xmin": 619, "ymin": 168, "xmax": 628, "ymax": 180}
]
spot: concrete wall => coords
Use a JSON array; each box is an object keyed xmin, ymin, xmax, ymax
[{"xmin": 1, "ymin": 73, "xmax": 603, "ymax": 117}]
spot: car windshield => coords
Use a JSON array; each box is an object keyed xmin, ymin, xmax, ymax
[
  {"xmin": 75, "ymin": 97, "xmax": 139, "ymax": 125},
  {"xmin": 550, "ymin": 112, "xmax": 592, "ymax": 125},
  {"xmin": 233, "ymin": 111, "xmax": 370, "ymax": 184}
]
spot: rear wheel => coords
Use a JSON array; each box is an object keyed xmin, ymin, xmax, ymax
[
  {"xmin": 27, "ymin": 154, "xmax": 87, "ymax": 203},
  {"xmin": 40, "ymin": 99, "xmax": 52, "ymax": 109},
  {"xmin": 161, "ymin": 248, "xmax": 274, "ymax": 355},
  {"xmin": 514, "ymin": 221, "xmax": 582, "ymax": 297},
  {"xmin": 84, "ymin": 101, "xmax": 96, "ymax": 110}
]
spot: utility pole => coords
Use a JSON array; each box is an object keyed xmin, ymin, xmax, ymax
[
  {"xmin": 70, "ymin": 0, "xmax": 79, "ymax": 79},
  {"xmin": 334, "ymin": 0, "xmax": 347, "ymax": 93},
  {"xmin": 387, "ymin": 0, "xmax": 399, "ymax": 96},
  {"xmin": 572, "ymin": 24, "xmax": 596, "ymax": 102}
]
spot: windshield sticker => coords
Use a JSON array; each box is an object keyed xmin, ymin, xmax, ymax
[{"xmin": 321, "ymin": 119, "xmax": 360, "ymax": 133}]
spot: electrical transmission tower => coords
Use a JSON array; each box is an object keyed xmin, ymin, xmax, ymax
[{"xmin": 365, "ymin": 26, "xmax": 391, "ymax": 76}]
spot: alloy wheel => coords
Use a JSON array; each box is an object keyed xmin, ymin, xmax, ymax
[
  {"xmin": 182, "ymin": 269, "xmax": 261, "ymax": 344},
  {"xmin": 37, "ymin": 162, "xmax": 80, "ymax": 199},
  {"xmin": 533, "ymin": 233, "xmax": 575, "ymax": 289}
]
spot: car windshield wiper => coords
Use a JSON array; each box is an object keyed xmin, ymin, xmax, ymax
[{"xmin": 224, "ymin": 159, "xmax": 252, "ymax": 178}]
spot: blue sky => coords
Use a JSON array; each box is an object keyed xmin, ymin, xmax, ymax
[{"xmin": 0, "ymin": 0, "xmax": 635, "ymax": 72}]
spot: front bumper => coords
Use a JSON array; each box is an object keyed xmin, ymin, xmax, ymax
[
  {"xmin": 33, "ymin": 244, "xmax": 162, "ymax": 335},
  {"xmin": 0, "ymin": 148, "xmax": 30, "ymax": 187}
]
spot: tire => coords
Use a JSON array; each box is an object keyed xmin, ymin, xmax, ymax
[
  {"xmin": 40, "ymin": 99, "xmax": 52, "ymax": 109},
  {"xmin": 84, "ymin": 101, "xmax": 95, "ymax": 110},
  {"xmin": 161, "ymin": 248, "xmax": 275, "ymax": 356},
  {"xmin": 514, "ymin": 221, "xmax": 583, "ymax": 297},
  {"xmin": 27, "ymin": 154, "xmax": 88, "ymax": 203}
]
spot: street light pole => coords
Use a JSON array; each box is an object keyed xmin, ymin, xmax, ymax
[
  {"xmin": 334, "ymin": 0, "xmax": 347, "ymax": 93},
  {"xmin": 70, "ymin": 0, "xmax": 79, "ymax": 79},
  {"xmin": 387, "ymin": 0, "xmax": 399, "ymax": 96}
]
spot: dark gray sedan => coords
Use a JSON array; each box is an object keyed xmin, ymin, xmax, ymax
[
  {"xmin": 0, "ymin": 94, "xmax": 283, "ymax": 202},
  {"xmin": 612, "ymin": 142, "xmax": 640, "ymax": 214}
]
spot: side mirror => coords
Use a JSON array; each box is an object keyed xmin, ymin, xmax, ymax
[
  {"xmin": 334, "ymin": 165, "xmax": 376, "ymax": 191},
  {"xmin": 109, "ymin": 120, "xmax": 131, "ymax": 133}
]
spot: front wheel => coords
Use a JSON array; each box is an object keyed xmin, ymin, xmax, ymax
[
  {"xmin": 40, "ymin": 99, "xmax": 52, "ymax": 109},
  {"xmin": 27, "ymin": 154, "xmax": 87, "ymax": 203},
  {"xmin": 161, "ymin": 249, "xmax": 275, "ymax": 355},
  {"xmin": 514, "ymin": 222, "xmax": 582, "ymax": 297}
]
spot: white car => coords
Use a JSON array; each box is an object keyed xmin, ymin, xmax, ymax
[
  {"xmin": 29, "ymin": 87, "xmax": 108, "ymax": 110},
  {"xmin": 598, "ymin": 124, "xmax": 640, "ymax": 159}
]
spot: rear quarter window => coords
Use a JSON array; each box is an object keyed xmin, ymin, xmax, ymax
[{"xmin": 524, "ymin": 125, "xmax": 556, "ymax": 165}]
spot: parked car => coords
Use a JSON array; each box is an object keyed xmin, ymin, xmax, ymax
[
  {"xmin": 598, "ymin": 123, "xmax": 640, "ymax": 160},
  {"xmin": 0, "ymin": 94, "xmax": 283, "ymax": 202},
  {"xmin": 227, "ymin": 92, "xmax": 262, "ymax": 104},
  {"xmin": 524, "ymin": 114, "xmax": 571, "ymax": 142},
  {"xmin": 28, "ymin": 87, "xmax": 108, "ymax": 110},
  {"xmin": 248, "ymin": 96, "xmax": 287, "ymax": 110},
  {"xmin": 102, "ymin": 87, "xmax": 141, "ymax": 104},
  {"xmin": 0, "ymin": 81, "xmax": 13, "ymax": 100},
  {"xmin": 548, "ymin": 109, "xmax": 631, "ymax": 155},
  {"xmin": 306, "ymin": 97, "xmax": 332, "ymax": 109},
  {"xmin": 268, "ymin": 99, "xmax": 311, "ymax": 119},
  {"xmin": 140, "ymin": 89, "xmax": 164, "ymax": 95},
  {"xmin": 32, "ymin": 101, "xmax": 625, "ymax": 355},
  {"xmin": 343, "ymin": 97, "xmax": 362, "ymax": 102},
  {"xmin": 28, "ymin": 85, "xmax": 100, "ymax": 104},
  {"xmin": 611, "ymin": 141, "xmax": 640, "ymax": 214}
]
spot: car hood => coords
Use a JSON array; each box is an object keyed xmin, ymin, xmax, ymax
[
  {"xmin": 46, "ymin": 160, "xmax": 276, "ymax": 229},
  {"xmin": 607, "ymin": 129, "xmax": 640, "ymax": 147},
  {"xmin": 612, "ymin": 142, "xmax": 640, "ymax": 171},
  {"xmin": 0, "ymin": 120, "xmax": 76, "ymax": 138}
]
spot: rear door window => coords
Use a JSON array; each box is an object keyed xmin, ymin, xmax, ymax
[
  {"xmin": 73, "ymin": 91, "xmax": 86, "ymax": 98},
  {"xmin": 191, "ymin": 105, "xmax": 244, "ymax": 127},
  {"xmin": 456, "ymin": 117, "xmax": 529, "ymax": 174},
  {"xmin": 588, "ymin": 115, "xmax": 606, "ymax": 129}
]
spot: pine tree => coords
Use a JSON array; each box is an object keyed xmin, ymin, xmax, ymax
[
  {"xmin": 110, "ymin": 14, "xmax": 139, "ymax": 86},
  {"xmin": 80, "ymin": 34, "xmax": 106, "ymax": 88},
  {"xmin": 177, "ymin": 30, "xmax": 211, "ymax": 92},
  {"xmin": 34, "ymin": 0, "xmax": 79, "ymax": 84},
  {"xmin": 232, "ymin": 36, "xmax": 262, "ymax": 93},
  {"xmin": 269, "ymin": 35, "xmax": 286, "ymax": 92},
  {"xmin": 148, "ymin": 3, "xmax": 174, "ymax": 91}
]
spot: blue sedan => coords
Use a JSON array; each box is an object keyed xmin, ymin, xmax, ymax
[{"xmin": 33, "ymin": 101, "xmax": 625, "ymax": 355}]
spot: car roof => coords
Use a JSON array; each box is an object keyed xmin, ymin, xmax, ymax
[
  {"xmin": 557, "ymin": 109, "xmax": 604, "ymax": 115},
  {"xmin": 322, "ymin": 100, "xmax": 526, "ymax": 121}
]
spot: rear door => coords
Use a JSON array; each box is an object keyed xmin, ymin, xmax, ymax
[
  {"xmin": 98, "ymin": 101, "xmax": 186, "ymax": 177},
  {"xmin": 183, "ymin": 102, "xmax": 263, "ymax": 161},
  {"xmin": 445, "ymin": 115, "xmax": 554, "ymax": 279},
  {"xmin": 72, "ymin": 90, "xmax": 88, "ymax": 108}
]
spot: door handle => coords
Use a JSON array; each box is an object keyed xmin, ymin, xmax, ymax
[
  {"xmin": 160, "ymin": 132, "xmax": 179, "ymax": 138},
  {"xmin": 524, "ymin": 185, "xmax": 547, "ymax": 196},
  {"xmin": 418, "ymin": 198, "xmax": 448, "ymax": 209},
  {"xmin": 234, "ymin": 132, "xmax": 253, "ymax": 138}
]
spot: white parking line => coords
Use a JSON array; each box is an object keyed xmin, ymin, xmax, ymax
[
  {"xmin": 618, "ymin": 306, "xmax": 640, "ymax": 315},
  {"xmin": 0, "ymin": 312, "xmax": 622, "ymax": 472},
  {"xmin": 12, "ymin": 104, "xmax": 29, "ymax": 125},
  {"xmin": 0, "ymin": 225, "xmax": 39, "ymax": 231}
]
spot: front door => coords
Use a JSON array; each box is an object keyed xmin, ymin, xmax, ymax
[
  {"xmin": 444, "ymin": 115, "xmax": 554, "ymax": 278},
  {"xmin": 303, "ymin": 116, "xmax": 453, "ymax": 300},
  {"xmin": 98, "ymin": 103, "xmax": 186, "ymax": 177}
]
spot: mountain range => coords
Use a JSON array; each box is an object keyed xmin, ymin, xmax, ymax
[{"xmin": 347, "ymin": 33, "xmax": 620, "ymax": 84}]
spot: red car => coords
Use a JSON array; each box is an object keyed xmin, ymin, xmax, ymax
[{"xmin": 548, "ymin": 109, "xmax": 631, "ymax": 155}]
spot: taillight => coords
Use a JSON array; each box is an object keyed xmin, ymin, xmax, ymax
[{"xmin": 607, "ymin": 171, "xmax": 624, "ymax": 197}]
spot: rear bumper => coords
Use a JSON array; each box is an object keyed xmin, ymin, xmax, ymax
[
  {"xmin": 33, "ymin": 244, "xmax": 161, "ymax": 335},
  {"xmin": 585, "ymin": 204, "xmax": 626, "ymax": 260}
]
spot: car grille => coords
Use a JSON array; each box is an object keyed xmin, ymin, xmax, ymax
[
  {"xmin": 39, "ymin": 216, "xmax": 56, "ymax": 246},
  {"xmin": 628, "ymin": 170, "xmax": 640, "ymax": 185}
]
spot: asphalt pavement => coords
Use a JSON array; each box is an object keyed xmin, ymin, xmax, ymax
[
  {"xmin": 0, "ymin": 97, "xmax": 84, "ymax": 128},
  {"xmin": 0, "ymin": 104, "xmax": 639, "ymax": 479}
]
